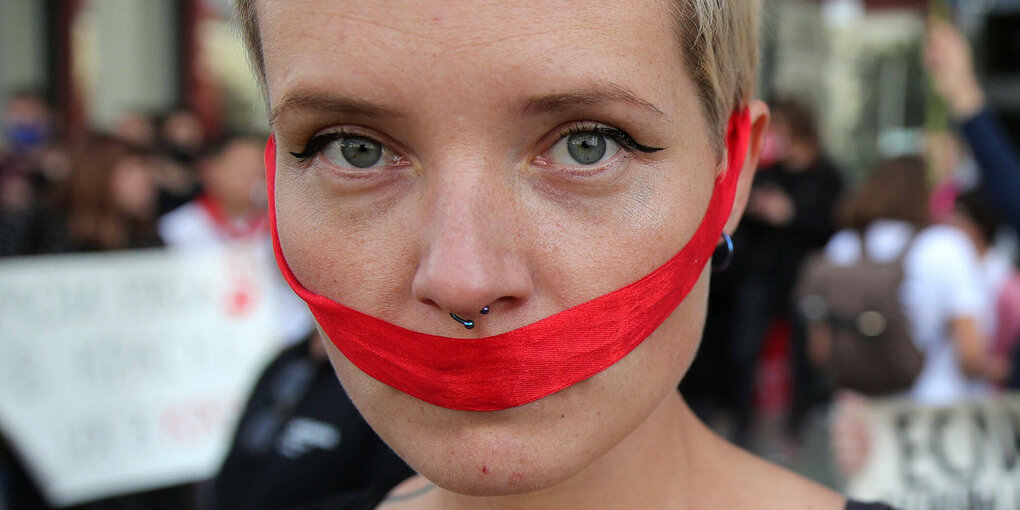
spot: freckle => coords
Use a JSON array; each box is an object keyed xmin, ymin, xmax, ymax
[
  {"xmin": 481, "ymin": 465, "xmax": 488, "ymax": 475},
  {"xmin": 509, "ymin": 472, "xmax": 523, "ymax": 485}
]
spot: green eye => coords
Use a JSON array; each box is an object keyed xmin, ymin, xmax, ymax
[
  {"xmin": 566, "ymin": 132, "xmax": 608, "ymax": 165},
  {"xmin": 549, "ymin": 130, "xmax": 620, "ymax": 167},
  {"xmin": 332, "ymin": 136, "xmax": 383, "ymax": 168}
]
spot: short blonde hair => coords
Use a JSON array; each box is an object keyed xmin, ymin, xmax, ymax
[{"xmin": 233, "ymin": 0, "xmax": 758, "ymax": 151}]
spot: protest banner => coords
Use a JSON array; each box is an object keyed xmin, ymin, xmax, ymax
[
  {"xmin": 847, "ymin": 395, "xmax": 1020, "ymax": 510},
  {"xmin": 0, "ymin": 243, "xmax": 281, "ymax": 506}
]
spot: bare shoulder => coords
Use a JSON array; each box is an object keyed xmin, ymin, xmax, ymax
[{"xmin": 691, "ymin": 428, "xmax": 846, "ymax": 510}]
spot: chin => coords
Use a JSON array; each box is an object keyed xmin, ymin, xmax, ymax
[
  {"xmin": 394, "ymin": 385, "xmax": 608, "ymax": 496},
  {"xmin": 327, "ymin": 343, "xmax": 628, "ymax": 496},
  {"xmin": 417, "ymin": 446, "xmax": 559, "ymax": 497}
]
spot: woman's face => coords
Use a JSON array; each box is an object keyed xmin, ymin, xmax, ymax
[{"xmin": 261, "ymin": 0, "xmax": 757, "ymax": 495}]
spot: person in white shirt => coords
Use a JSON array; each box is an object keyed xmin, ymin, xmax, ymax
[
  {"xmin": 159, "ymin": 134, "xmax": 313, "ymax": 345},
  {"xmin": 820, "ymin": 157, "xmax": 1008, "ymax": 405},
  {"xmin": 158, "ymin": 134, "xmax": 268, "ymax": 246},
  {"xmin": 950, "ymin": 189, "xmax": 1020, "ymax": 380}
]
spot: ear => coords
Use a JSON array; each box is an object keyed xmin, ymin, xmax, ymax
[{"xmin": 723, "ymin": 100, "xmax": 770, "ymax": 235}]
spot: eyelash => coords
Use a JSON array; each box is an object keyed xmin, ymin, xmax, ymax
[
  {"xmin": 288, "ymin": 124, "xmax": 664, "ymax": 163},
  {"xmin": 290, "ymin": 129, "xmax": 357, "ymax": 162},
  {"xmin": 554, "ymin": 124, "xmax": 663, "ymax": 156}
]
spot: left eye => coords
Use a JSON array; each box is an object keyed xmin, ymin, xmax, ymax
[
  {"xmin": 548, "ymin": 131, "xmax": 621, "ymax": 166},
  {"xmin": 323, "ymin": 136, "xmax": 386, "ymax": 169}
]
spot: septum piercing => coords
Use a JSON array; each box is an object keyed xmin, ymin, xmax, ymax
[{"xmin": 450, "ymin": 306, "xmax": 490, "ymax": 330}]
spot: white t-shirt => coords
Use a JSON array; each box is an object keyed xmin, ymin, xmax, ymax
[
  {"xmin": 159, "ymin": 200, "xmax": 315, "ymax": 345},
  {"xmin": 824, "ymin": 221, "xmax": 991, "ymax": 405}
]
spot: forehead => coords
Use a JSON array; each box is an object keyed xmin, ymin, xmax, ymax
[{"xmin": 258, "ymin": 0, "xmax": 685, "ymax": 115}]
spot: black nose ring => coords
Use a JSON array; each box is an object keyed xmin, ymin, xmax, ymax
[{"xmin": 450, "ymin": 307, "xmax": 491, "ymax": 330}]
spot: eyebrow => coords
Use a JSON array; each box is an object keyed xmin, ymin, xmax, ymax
[
  {"xmin": 522, "ymin": 84, "xmax": 667, "ymax": 118},
  {"xmin": 270, "ymin": 83, "xmax": 666, "ymax": 125},
  {"xmin": 269, "ymin": 91, "xmax": 405, "ymax": 126}
]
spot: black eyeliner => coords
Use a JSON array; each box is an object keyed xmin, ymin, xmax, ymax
[
  {"xmin": 594, "ymin": 127, "xmax": 664, "ymax": 154},
  {"xmin": 290, "ymin": 132, "xmax": 344, "ymax": 161}
]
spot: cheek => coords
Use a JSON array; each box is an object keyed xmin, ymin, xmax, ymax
[
  {"xmin": 638, "ymin": 264, "xmax": 712, "ymax": 386},
  {"xmin": 275, "ymin": 173, "xmax": 420, "ymax": 319}
]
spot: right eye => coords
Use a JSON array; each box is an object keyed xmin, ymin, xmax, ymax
[
  {"xmin": 290, "ymin": 132, "xmax": 402, "ymax": 170},
  {"xmin": 548, "ymin": 131, "xmax": 620, "ymax": 167},
  {"xmin": 325, "ymin": 136, "xmax": 385, "ymax": 168}
]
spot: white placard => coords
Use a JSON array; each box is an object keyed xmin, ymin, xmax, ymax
[
  {"xmin": 848, "ymin": 395, "xmax": 1020, "ymax": 510},
  {"xmin": 0, "ymin": 243, "xmax": 281, "ymax": 507}
]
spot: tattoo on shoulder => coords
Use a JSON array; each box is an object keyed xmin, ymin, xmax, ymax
[{"xmin": 383, "ymin": 483, "xmax": 435, "ymax": 503}]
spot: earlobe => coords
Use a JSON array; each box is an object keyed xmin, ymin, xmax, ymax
[{"xmin": 723, "ymin": 100, "xmax": 771, "ymax": 235}]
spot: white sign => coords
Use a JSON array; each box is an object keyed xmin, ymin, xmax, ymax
[
  {"xmin": 848, "ymin": 395, "xmax": 1020, "ymax": 510},
  {"xmin": 0, "ymin": 244, "xmax": 280, "ymax": 507}
]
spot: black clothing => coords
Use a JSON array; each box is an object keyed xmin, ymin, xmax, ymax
[
  {"xmin": 960, "ymin": 109, "xmax": 1020, "ymax": 231},
  {"xmin": 846, "ymin": 502, "xmax": 897, "ymax": 510},
  {"xmin": 156, "ymin": 183, "xmax": 201, "ymax": 217},
  {"xmin": 723, "ymin": 157, "xmax": 843, "ymax": 445},
  {"xmin": 0, "ymin": 204, "xmax": 69, "ymax": 256},
  {"xmin": 212, "ymin": 340, "xmax": 412, "ymax": 510},
  {"xmin": 734, "ymin": 158, "xmax": 844, "ymax": 294},
  {"xmin": 289, "ymin": 479, "xmax": 400, "ymax": 510}
]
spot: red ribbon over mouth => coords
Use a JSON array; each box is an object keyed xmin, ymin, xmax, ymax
[{"xmin": 267, "ymin": 110, "xmax": 750, "ymax": 411}]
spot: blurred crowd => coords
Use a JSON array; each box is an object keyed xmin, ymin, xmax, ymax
[
  {"xmin": 0, "ymin": 90, "xmax": 413, "ymax": 509},
  {"xmin": 683, "ymin": 19, "xmax": 1020, "ymax": 470},
  {"xmin": 1, "ymin": 14, "xmax": 1019, "ymax": 510},
  {"xmin": 0, "ymin": 93, "xmax": 265, "ymax": 256}
]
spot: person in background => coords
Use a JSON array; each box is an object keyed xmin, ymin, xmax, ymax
[
  {"xmin": 950, "ymin": 190, "xmax": 1020, "ymax": 389},
  {"xmin": 724, "ymin": 99, "xmax": 844, "ymax": 446},
  {"xmin": 925, "ymin": 130, "xmax": 979, "ymax": 223},
  {"xmin": 158, "ymin": 132, "xmax": 314, "ymax": 344},
  {"xmin": 212, "ymin": 331, "xmax": 412, "ymax": 510},
  {"xmin": 154, "ymin": 108, "xmax": 205, "ymax": 215},
  {"xmin": 822, "ymin": 162, "xmax": 1012, "ymax": 481},
  {"xmin": 113, "ymin": 110, "xmax": 159, "ymax": 150},
  {"xmin": 925, "ymin": 20, "xmax": 1020, "ymax": 231},
  {"xmin": 820, "ymin": 158, "xmax": 1008, "ymax": 406},
  {"xmin": 61, "ymin": 134, "xmax": 162, "ymax": 252},
  {"xmin": 158, "ymin": 133, "xmax": 268, "ymax": 247},
  {"xmin": 0, "ymin": 90, "xmax": 70, "ymax": 256},
  {"xmin": 160, "ymin": 109, "xmax": 206, "ymax": 168},
  {"xmin": 2, "ymin": 89, "xmax": 52, "ymax": 159},
  {"xmin": 0, "ymin": 134, "xmax": 192, "ymax": 510}
]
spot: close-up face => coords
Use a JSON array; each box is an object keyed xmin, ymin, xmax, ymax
[{"xmin": 259, "ymin": 0, "xmax": 754, "ymax": 496}]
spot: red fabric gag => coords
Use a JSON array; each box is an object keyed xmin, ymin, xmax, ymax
[{"xmin": 267, "ymin": 110, "xmax": 752, "ymax": 411}]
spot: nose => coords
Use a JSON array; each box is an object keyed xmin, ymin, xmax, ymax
[{"xmin": 410, "ymin": 165, "xmax": 532, "ymax": 327}]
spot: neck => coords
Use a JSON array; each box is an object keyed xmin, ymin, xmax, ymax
[
  {"xmin": 434, "ymin": 392, "xmax": 700, "ymax": 510},
  {"xmin": 220, "ymin": 197, "xmax": 253, "ymax": 219},
  {"xmin": 204, "ymin": 193, "xmax": 253, "ymax": 221}
]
